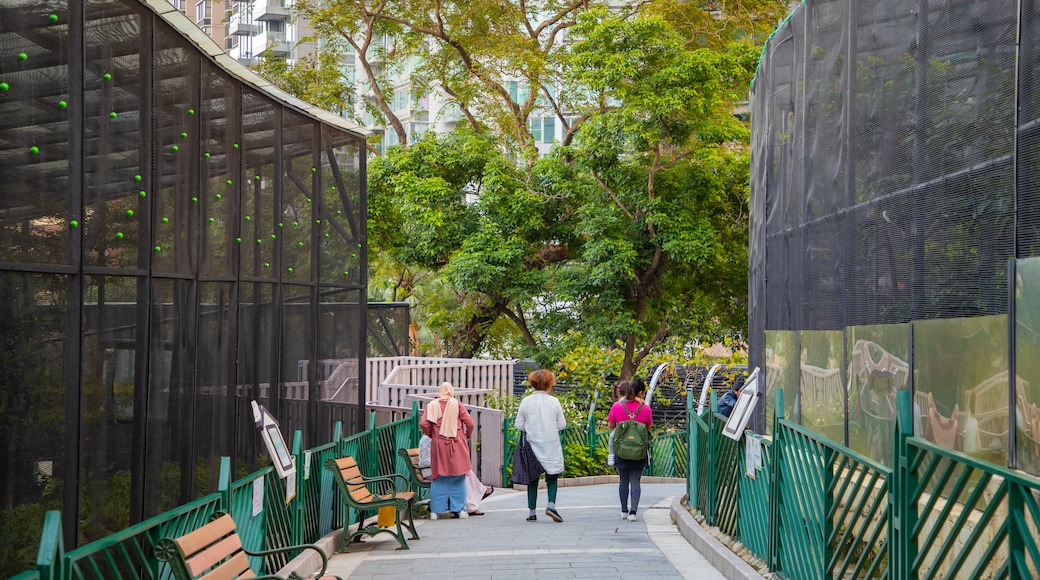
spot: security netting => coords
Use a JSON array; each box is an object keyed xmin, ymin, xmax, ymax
[
  {"xmin": 750, "ymin": 0, "xmax": 1040, "ymax": 469},
  {"xmin": 0, "ymin": 0, "xmax": 381, "ymax": 566}
]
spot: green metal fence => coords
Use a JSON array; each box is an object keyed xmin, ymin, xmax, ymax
[
  {"xmin": 502, "ymin": 413, "xmax": 688, "ymax": 487},
  {"xmin": 19, "ymin": 410, "xmax": 423, "ymax": 580},
  {"xmin": 689, "ymin": 388, "xmax": 1040, "ymax": 579}
]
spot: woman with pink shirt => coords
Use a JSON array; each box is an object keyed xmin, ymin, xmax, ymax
[{"xmin": 607, "ymin": 378, "xmax": 652, "ymax": 522}]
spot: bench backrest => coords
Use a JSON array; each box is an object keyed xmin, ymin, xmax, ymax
[
  {"xmin": 401, "ymin": 448, "xmax": 430, "ymax": 485},
  {"xmin": 168, "ymin": 514, "xmax": 255, "ymax": 579},
  {"xmin": 331, "ymin": 456, "xmax": 374, "ymax": 504}
]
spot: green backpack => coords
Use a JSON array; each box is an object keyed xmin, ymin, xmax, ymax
[{"xmin": 612, "ymin": 402, "xmax": 649, "ymax": 461}]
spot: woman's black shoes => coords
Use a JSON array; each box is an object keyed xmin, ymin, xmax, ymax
[
  {"xmin": 545, "ymin": 507, "xmax": 563, "ymax": 522},
  {"xmin": 526, "ymin": 515, "xmax": 537, "ymax": 522}
]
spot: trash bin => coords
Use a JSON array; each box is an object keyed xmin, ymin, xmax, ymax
[{"xmin": 377, "ymin": 505, "xmax": 396, "ymax": 527}]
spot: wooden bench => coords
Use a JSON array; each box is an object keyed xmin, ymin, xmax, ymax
[
  {"xmin": 397, "ymin": 447, "xmax": 431, "ymax": 509},
  {"xmin": 324, "ymin": 456, "xmax": 419, "ymax": 551},
  {"xmin": 154, "ymin": 512, "xmax": 340, "ymax": 580}
]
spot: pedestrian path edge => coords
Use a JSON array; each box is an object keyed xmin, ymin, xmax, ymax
[{"xmin": 668, "ymin": 496, "xmax": 768, "ymax": 580}]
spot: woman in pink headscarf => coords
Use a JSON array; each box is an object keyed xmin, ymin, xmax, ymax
[{"xmin": 419, "ymin": 382, "xmax": 475, "ymax": 519}]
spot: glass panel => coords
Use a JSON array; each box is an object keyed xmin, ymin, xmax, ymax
[
  {"xmin": 1016, "ymin": 257, "xmax": 1040, "ymax": 475},
  {"xmin": 318, "ymin": 289, "xmax": 360, "ymax": 405},
  {"xmin": 765, "ymin": 330, "xmax": 798, "ymax": 433},
  {"xmin": 241, "ymin": 89, "xmax": 276, "ymax": 279},
  {"xmin": 144, "ymin": 277, "xmax": 198, "ymax": 516},
  {"xmin": 0, "ymin": 273, "xmax": 67, "ymax": 576},
  {"xmin": 85, "ymin": 0, "xmax": 143, "ymax": 270},
  {"xmin": 0, "ymin": 0, "xmax": 71, "ymax": 267},
  {"xmin": 799, "ymin": 331, "xmax": 845, "ymax": 443},
  {"xmin": 282, "ymin": 110, "xmax": 317, "ymax": 282},
  {"xmin": 80, "ymin": 275, "xmax": 141, "ymax": 541},
  {"xmin": 320, "ymin": 127, "xmax": 363, "ymax": 285},
  {"xmin": 847, "ymin": 324, "xmax": 909, "ymax": 465},
  {"xmin": 913, "ymin": 315, "xmax": 1009, "ymax": 465}
]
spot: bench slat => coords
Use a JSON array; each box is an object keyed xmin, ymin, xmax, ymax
[
  {"xmin": 403, "ymin": 448, "xmax": 431, "ymax": 484},
  {"xmin": 199, "ymin": 551, "xmax": 253, "ymax": 580},
  {"xmin": 184, "ymin": 534, "xmax": 244, "ymax": 577},
  {"xmin": 174, "ymin": 515, "xmax": 238, "ymax": 558}
]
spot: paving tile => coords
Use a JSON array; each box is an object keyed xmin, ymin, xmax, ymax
[{"xmin": 330, "ymin": 483, "xmax": 728, "ymax": 579}]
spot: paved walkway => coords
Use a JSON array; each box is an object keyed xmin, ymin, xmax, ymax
[{"xmin": 325, "ymin": 483, "xmax": 727, "ymax": 579}]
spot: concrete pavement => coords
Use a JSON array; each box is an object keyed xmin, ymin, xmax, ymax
[{"xmin": 324, "ymin": 483, "xmax": 734, "ymax": 579}]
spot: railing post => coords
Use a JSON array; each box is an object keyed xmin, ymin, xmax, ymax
[
  {"xmin": 894, "ymin": 390, "xmax": 916, "ymax": 580},
  {"xmin": 706, "ymin": 389, "xmax": 719, "ymax": 525},
  {"xmin": 411, "ymin": 400, "xmax": 421, "ymax": 446},
  {"xmin": 689, "ymin": 407, "xmax": 700, "ymax": 510},
  {"xmin": 218, "ymin": 455, "xmax": 231, "ymax": 512},
  {"xmin": 291, "ymin": 431, "xmax": 304, "ymax": 545},
  {"xmin": 822, "ymin": 445, "xmax": 835, "ymax": 579},
  {"xmin": 1008, "ymin": 482, "xmax": 1026, "ymax": 580},
  {"xmin": 367, "ymin": 411, "xmax": 378, "ymax": 477},
  {"xmin": 587, "ymin": 390, "xmax": 598, "ymax": 453},
  {"xmin": 768, "ymin": 388, "xmax": 784, "ymax": 575},
  {"xmin": 35, "ymin": 510, "xmax": 63, "ymax": 580}
]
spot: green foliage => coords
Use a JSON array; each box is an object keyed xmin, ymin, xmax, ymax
[
  {"xmin": 252, "ymin": 51, "xmax": 356, "ymax": 120},
  {"xmin": 562, "ymin": 442, "xmax": 610, "ymax": 478},
  {"xmin": 0, "ymin": 477, "xmax": 61, "ymax": 578},
  {"xmin": 279, "ymin": 1, "xmax": 787, "ymax": 365}
]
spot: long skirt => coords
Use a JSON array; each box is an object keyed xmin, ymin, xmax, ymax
[{"xmin": 430, "ymin": 474, "xmax": 466, "ymax": 513}]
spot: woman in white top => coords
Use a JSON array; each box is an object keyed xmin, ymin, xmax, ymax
[{"xmin": 515, "ymin": 369, "xmax": 566, "ymax": 522}]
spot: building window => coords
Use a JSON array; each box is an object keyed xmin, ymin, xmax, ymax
[
  {"xmin": 195, "ymin": 0, "xmax": 210, "ymax": 24},
  {"xmin": 528, "ymin": 117, "xmax": 542, "ymax": 143},
  {"xmin": 390, "ymin": 88, "xmax": 409, "ymax": 112},
  {"xmin": 509, "ymin": 81, "xmax": 530, "ymax": 105},
  {"xmin": 542, "ymin": 116, "xmax": 555, "ymax": 143}
]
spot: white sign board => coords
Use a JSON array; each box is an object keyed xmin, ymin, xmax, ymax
[
  {"xmin": 252, "ymin": 477, "xmax": 264, "ymax": 517},
  {"xmin": 745, "ymin": 435, "xmax": 763, "ymax": 478},
  {"xmin": 723, "ymin": 368, "xmax": 760, "ymax": 441},
  {"xmin": 252, "ymin": 401, "xmax": 295, "ymax": 478}
]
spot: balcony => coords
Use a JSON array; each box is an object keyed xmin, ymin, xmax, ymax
[
  {"xmin": 255, "ymin": 2, "xmax": 290, "ymax": 21},
  {"xmin": 257, "ymin": 30, "xmax": 291, "ymax": 56},
  {"xmin": 228, "ymin": 15, "xmax": 259, "ymax": 35}
]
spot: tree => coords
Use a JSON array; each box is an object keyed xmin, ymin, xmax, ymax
[
  {"xmin": 258, "ymin": 1, "xmax": 788, "ymax": 369},
  {"xmin": 532, "ymin": 9, "xmax": 759, "ymax": 377},
  {"xmin": 368, "ymin": 129, "xmax": 575, "ymax": 356}
]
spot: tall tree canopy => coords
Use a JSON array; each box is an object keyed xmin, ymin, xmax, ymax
[{"xmin": 262, "ymin": 0, "xmax": 790, "ymax": 374}]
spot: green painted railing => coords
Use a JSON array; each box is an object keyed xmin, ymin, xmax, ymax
[
  {"xmin": 690, "ymin": 388, "xmax": 1040, "ymax": 579},
  {"xmin": 63, "ymin": 484, "xmax": 224, "ymax": 580},
  {"xmin": 20, "ymin": 411, "xmax": 423, "ymax": 580},
  {"xmin": 503, "ymin": 414, "xmax": 688, "ymax": 486},
  {"xmin": 738, "ymin": 432, "xmax": 770, "ymax": 561}
]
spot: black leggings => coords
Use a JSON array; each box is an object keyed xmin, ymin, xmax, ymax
[{"xmin": 617, "ymin": 466, "xmax": 643, "ymax": 513}]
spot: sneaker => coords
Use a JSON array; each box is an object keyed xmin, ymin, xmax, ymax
[
  {"xmin": 621, "ymin": 511, "xmax": 629, "ymax": 520},
  {"xmin": 545, "ymin": 507, "xmax": 563, "ymax": 522},
  {"xmin": 458, "ymin": 510, "xmax": 468, "ymax": 519},
  {"xmin": 526, "ymin": 515, "xmax": 537, "ymax": 522},
  {"xmin": 430, "ymin": 512, "xmax": 439, "ymax": 520},
  {"xmin": 627, "ymin": 513, "xmax": 637, "ymax": 522}
]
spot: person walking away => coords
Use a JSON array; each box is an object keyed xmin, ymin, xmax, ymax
[
  {"xmin": 607, "ymin": 378, "xmax": 652, "ymax": 522},
  {"xmin": 419, "ymin": 382, "xmax": 475, "ymax": 519},
  {"xmin": 515, "ymin": 369, "xmax": 566, "ymax": 522}
]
